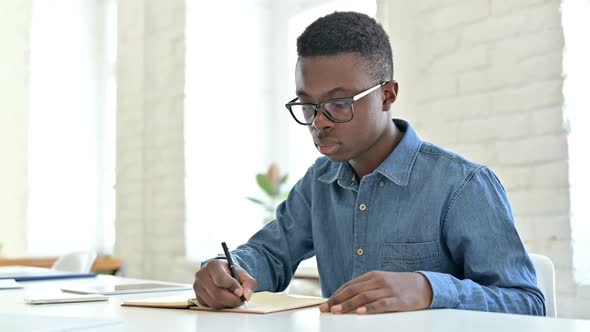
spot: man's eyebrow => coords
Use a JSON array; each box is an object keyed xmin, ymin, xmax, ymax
[
  {"xmin": 295, "ymin": 86, "xmax": 350, "ymax": 100},
  {"xmin": 296, "ymin": 89, "xmax": 310, "ymax": 97}
]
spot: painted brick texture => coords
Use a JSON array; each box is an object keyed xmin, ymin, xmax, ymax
[
  {"xmin": 378, "ymin": 0, "xmax": 588, "ymax": 319},
  {"xmin": 115, "ymin": 0, "xmax": 186, "ymax": 282}
]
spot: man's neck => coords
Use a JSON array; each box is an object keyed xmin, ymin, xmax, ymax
[{"xmin": 350, "ymin": 121, "xmax": 403, "ymax": 180}]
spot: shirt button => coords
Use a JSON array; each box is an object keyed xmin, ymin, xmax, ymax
[
  {"xmin": 356, "ymin": 248, "xmax": 364, "ymax": 256},
  {"xmin": 359, "ymin": 203, "xmax": 367, "ymax": 211},
  {"xmin": 379, "ymin": 181, "xmax": 385, "ymax": 187}
]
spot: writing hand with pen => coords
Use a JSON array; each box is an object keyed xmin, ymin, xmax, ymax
[{"xmin": 193, "ymin": 243, "xmax": 257, "ymax": 310}]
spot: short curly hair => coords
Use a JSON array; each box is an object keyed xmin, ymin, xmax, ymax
[{"xmin": 296, "ymin": 11, "xmax": 393, "ymax": 83}]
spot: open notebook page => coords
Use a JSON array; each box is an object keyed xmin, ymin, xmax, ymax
[{"xmin": 122, "ymin": 291, "xmax": 325, "ymax": 314}]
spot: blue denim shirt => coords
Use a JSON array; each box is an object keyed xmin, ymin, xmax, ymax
[{"xmin": 230, "ymin": 119, "xmax": 545, "ymax": 315}]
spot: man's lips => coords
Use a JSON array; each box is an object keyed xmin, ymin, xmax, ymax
[
  {"xmin": 315, "ymin": 141, "xmax": 340, "ymax": 155},
  {"xmin": 314, "ymin": 138, "xmax": 339, "ymax": 146},
  {"xmin": 318, "ymin": 144, "xmax": 338, "ymax": 155}
]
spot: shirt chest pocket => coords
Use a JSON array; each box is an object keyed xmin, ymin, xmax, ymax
[{"xmin": 380, "ymin": 241, "xmax": 440, "ymax": 272}]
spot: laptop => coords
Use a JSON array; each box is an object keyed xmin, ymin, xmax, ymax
[{"xmin": 61, "ymin": 282, "xmax": 192, "ymax": 295}]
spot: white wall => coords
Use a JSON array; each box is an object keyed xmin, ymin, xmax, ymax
[
  {"xmin": 377, "ymin": 0, "xmax": 589, "ymax": 319},
  {"xmin": 0, "ymin": 0, "xmax": 31, "ymax": 256}
]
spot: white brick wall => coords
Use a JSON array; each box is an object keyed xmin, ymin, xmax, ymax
[
  {"xmin": 115, "ymin": 0, "xmax": 187, "ymax": 282},
  {"xmin": 0, "ymin": 0, "xmax": 31, "ymax": 256},
  {"xmin": 378, "ymin": 0, "xmax": 589, "ymax": 319}
]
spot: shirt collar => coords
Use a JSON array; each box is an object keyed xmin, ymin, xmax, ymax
[
  {"xmin": 317, "ymin": 119, "xmax": 422, "ymax": 187},
  {"xmin": 318, "ymin": 165, "xmax": 341, "ymax": 183},
  {"xmin": 375, "ymin": 119, "xmax": 422, "ymax": 186}
]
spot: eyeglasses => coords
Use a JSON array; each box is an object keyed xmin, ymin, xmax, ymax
[{"xmin": 285, "ymin": 81, "xmax": 388, "ymax": 126}]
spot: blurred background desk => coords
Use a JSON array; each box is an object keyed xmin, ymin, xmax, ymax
[{"xmin": 0, "ymin": 256, "xmax": 121, "ymax": 275}]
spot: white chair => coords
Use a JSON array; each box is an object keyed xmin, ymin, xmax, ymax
[
  {"xmin": 529, "ymin": 253, "xmax": 557, "ymax": 317},
  {"xmin": 51, "ymin": 251, "xmax": 97, "ymax": 273}
]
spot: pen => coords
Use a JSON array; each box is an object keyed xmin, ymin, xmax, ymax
[{"xmin": 221, "ymin": 242, "xmax": 248, "ymax": 306}]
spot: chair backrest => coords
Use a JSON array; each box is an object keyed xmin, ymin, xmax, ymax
[
  {"xmin": 529, "ymin": 253, "xmax": 557, "ymax": 317},
  {"xmin": 51, "ymin": 251, "xmax": 97, "ymax": 273}
]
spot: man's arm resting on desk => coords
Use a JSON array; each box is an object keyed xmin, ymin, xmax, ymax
[{"xmin": 420, "ymin": 270, "xmax": 544, "ymax": 315}]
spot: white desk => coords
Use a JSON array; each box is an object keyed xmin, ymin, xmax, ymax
[{"xmin": 1, "ymin": 275, "xmax": 589, "ymax": 332}]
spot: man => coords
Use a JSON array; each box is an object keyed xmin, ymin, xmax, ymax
[{"xmin": 193, "ymin": 11, "xmax": 545, "ymax": 316}]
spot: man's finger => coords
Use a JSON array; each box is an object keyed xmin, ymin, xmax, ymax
[
  {"xmin": 237, "ymin": 268, "xmax": 257, "ymax": 300},
  {"xmin": 357, "ymin": 296, "xmax": 403, "ymax": 315},
  {"xmin": 196, "ymin": 264, "xmax": 244, "ymax": 309},
  {"xmin": 329, "ymin": 271, "xmax": 377, "ymax": 301},
  {"xmin": 201, "ymin": 281, "xmax": 244, "ymax": 309},
  {"xmin": 331, "ymin": 288, "xmax": 389, "ymax": 314},
  {"xmin": 195, "ymin": 286, "xmax": 216, "ymax": 308},
  {"xmin": 196, "ymin": 270, "xmax": 227, "ymax": 309},
  {"xmin": 209, "ymin": 262, "xmax": 242, "ymax": 292},
  {"xmin": 328, "ymin": 279, "xmax": 379, "ymax": 307}
]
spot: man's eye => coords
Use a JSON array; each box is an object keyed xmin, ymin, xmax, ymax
[
  {"xmin": 328, "ymin": 101, "xmax": 350, "ymax": 109},
  {"xmin": 302, "ymin": 105, "xmax": 315, "ymax": 112}
]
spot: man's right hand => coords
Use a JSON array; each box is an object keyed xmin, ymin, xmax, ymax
[{"xmin": 193, "ymin": 259, "xmax": 258, "ymax": 310}]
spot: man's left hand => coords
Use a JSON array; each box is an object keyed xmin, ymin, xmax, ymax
[{"xmin": 319, "ymin": 271, "xmax": 433, "ymax": 315}]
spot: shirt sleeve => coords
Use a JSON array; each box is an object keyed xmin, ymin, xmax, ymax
[
  {"xmin": 223, "ymin": 166, "xmax": 315, "ymax": 293},
  {"xmin": 420, "ymin": 166, "xmax": 546, "ymax": 316}
]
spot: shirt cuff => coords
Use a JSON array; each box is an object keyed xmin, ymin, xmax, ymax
[
  {"xmin": 199, "ymin": 254, "xmax": 227, "ymax": 268},
  {"xmin": 418, "ymin": 271, "xmax": 459, "ymax": 309}
]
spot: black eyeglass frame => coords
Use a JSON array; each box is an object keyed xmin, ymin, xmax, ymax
[{"xmin": 285, "ymin": 81, "xmax": 389, "ymax": 126}]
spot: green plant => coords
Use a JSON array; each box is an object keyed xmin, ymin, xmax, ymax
[{"xmin": 246, "ymin": 163, "xmax": 290, "ymax": 224}]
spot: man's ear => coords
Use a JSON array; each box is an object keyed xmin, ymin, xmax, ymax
[{"xmin": 382, "ymin": 80, "xmax": 398, "ymax": 112}]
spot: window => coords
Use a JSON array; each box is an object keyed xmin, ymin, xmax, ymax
[
  {"xmin": 184, "ymin": 0, "xmax": 271, "ymax": 260},
  {"xmin": 184, "ymin": 0, "xmax": 376, "ymax": 261},
  {"xmin": 562, "ymin": 0, "xmax": 590, "ymax": 284},
  {"xmin": 27, "ymin": 0, "xmax": 116, "ymax": 255}
]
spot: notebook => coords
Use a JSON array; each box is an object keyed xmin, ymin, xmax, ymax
[{"xmin": 122, "ymin": 291, "xmax": 326, "ymax": 314}]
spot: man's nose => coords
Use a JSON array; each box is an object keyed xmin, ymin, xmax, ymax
[{"xmin": 312, "ymin": 108, "xmax": 333, "ymax": 130}]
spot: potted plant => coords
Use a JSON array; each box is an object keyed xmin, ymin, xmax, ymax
[{"xmin": 246, "ymin": 163, "xmax": 290, "ymax": 224}]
